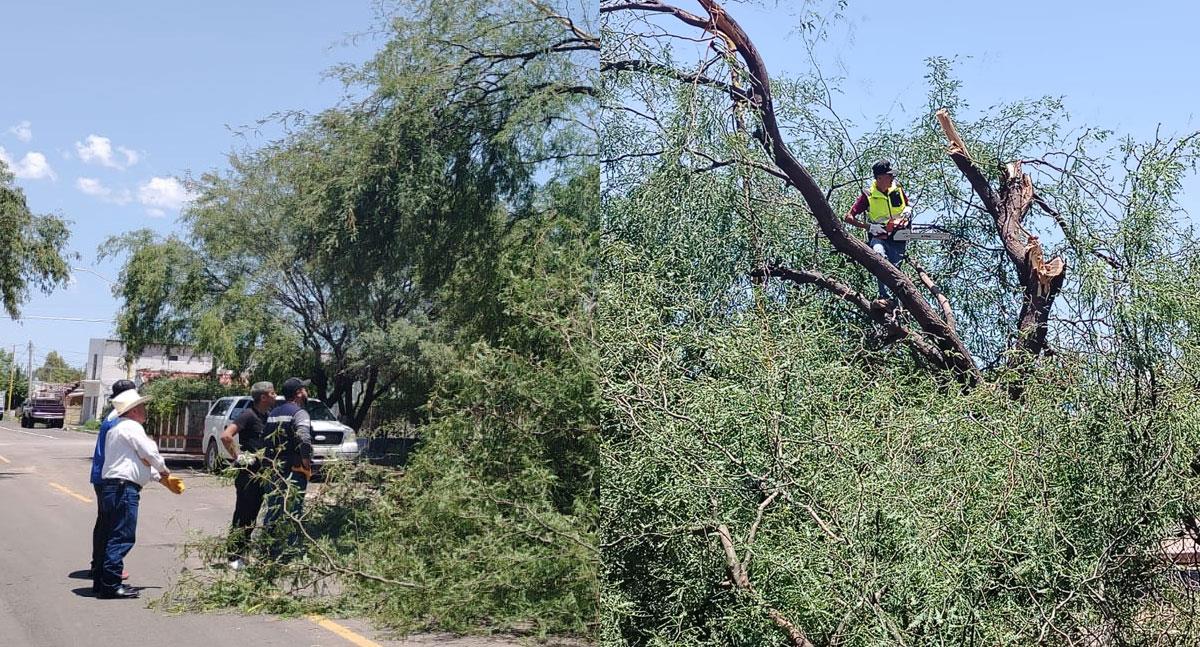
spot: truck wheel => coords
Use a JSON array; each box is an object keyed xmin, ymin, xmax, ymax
[
  {"xmin": 20, "ymin": 416, "xmax": 30, "ymax": 428},
  {"xmin": 204, "ymin": 440, "xmax": 221, "ymax": 473}
]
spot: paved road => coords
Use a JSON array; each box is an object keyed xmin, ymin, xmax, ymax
[{"xmin": 0, "ymin": 418, "xmax": 542, "ymax": 647}]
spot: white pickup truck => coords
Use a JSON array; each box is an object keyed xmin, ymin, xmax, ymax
[{"xmin": 201, "ymin": 396, "xmax": 362, "ymax": 472}]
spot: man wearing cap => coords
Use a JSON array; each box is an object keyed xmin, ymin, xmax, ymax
[
  {"xmin": 220, "ymin": 380, "xmax": 275, "ymax": 569},
  {"xmin": 88, "ymin": 379, "xmax": 136, "ymax": 585},
  {"xmin": 843, "ymin": 159, "xmax": 914, "ymax": 302},
  {"xmin": 261, "ymin": 377, "xmax": 314, "ymax": 557},
  {"xmin": 95, "ymin": 388, "xmax": 171, "ymax": 599}
]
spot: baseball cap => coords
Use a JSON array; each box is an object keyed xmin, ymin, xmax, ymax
[
  {"xmin": 280, "ymin": 377, "xmax": 311, "ymax": 399},
  {"xmin": 871, "ymin": 160, "xmax": 896, "ymax": 177},
  {"xmin": 110, "ymin": 379, "xmax": 136, "ymax": 399}
]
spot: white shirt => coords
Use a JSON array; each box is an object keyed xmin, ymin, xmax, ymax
[{"xmin": 102, "ymin": 417, "xmax": 167, "ymax": 487}]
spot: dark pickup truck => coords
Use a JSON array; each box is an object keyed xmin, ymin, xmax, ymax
[{"xmin": 20, "ymin": 397, "xmax": 66, "ymax": 428}]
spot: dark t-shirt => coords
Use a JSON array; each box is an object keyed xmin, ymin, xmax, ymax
[{"xmin": 232, "ymin": 407, "xmax": 269, "ymax": 453}]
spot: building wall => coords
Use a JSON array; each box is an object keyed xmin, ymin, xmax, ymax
[{"xmin": 81, "ymin": 338, "xmax": 216, "ymax": 423}]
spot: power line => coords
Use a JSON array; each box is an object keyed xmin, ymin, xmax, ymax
[{"xmin": 2, "ymin": 315, "xmax": 113, "ymax": 323}]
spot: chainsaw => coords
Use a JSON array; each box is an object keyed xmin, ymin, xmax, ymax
[
  {"xmin": 891, "ymin": 224, "xmax": 954, "ymax": 241},
  {"xmin": 883, "ymin": 215, "xmax": 955, "ymax": 242}
]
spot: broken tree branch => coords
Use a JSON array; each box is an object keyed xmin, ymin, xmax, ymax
[
  {"xmin": 937, "ymin": 108, "xmax": 1067, "ymax": 366},
  {"xmin": 687, "ymin": 0, "xmax": 979, "ymax": 382}
]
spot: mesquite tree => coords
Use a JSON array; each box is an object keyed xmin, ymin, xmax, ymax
[{"xmin": 600, "ymin": 1, "xmax": 1200, "ymax": 644}]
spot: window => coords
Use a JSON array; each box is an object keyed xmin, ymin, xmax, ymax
[
  {"xmin": 305, "ymin": 400, "xmax": 338, "ymax": 422},
  {"xmin": 227, "ymin": 398, "xmax": 250, "ymax": 421},
  {"xmin": 208, "ymin": 398, "xmax": 232, "ymax": 417},
  {"xmin": 91, "ymin": 354, "xmax": 98, "ymax": 380}
]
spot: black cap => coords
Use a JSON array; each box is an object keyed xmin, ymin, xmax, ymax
[
  {"xmin": 111, "ymin": 379, "xmax": 136, "ymax": 399},
  {"xmin": 871, "ymin": 160, "xmax": 896, "ymax": 177},
  {"xmin": 280, "ymin": 377, "xmax": 311, "ymax": 399}
]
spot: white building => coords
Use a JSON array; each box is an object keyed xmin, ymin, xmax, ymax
[{"xmin": 80, "ymin": 338, "xmax": 217, "ymax": 423}]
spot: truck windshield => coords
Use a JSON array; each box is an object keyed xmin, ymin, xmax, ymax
[{"xmin": 305, "ymin": 400, "xmax": 338, "ymax": 422}]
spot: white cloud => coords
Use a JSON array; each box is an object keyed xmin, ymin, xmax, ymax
[
  {"xmin": 138, "ymin": 176, "xmax": 194, "ymax": 215},
  {"xmin": 75, "ymin": 176, "xmax": 132, "ymax": 204},
  {"xmin": 76, "ymin": 177, "xmax": 108, "ymax": 196},
  {"xmin": 8, "ymin": 121, "xmax": 32, "ymax": 142},
  {"xmin": 0, "ymin": 147, "xmax": 57, "ymax": 180},
  {"xmin": 75, "ymin": 134, "xmax": 139, "ymax": 169}
]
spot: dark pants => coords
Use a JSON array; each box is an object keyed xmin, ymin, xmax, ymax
[
  {"xmin": 262, "ymin": 469, "xmax": 308, "ymax": 557},
  {"xmin": 91, "ymin": 484, "xmax": 107, "ymax": 574},
  {"xmin": 95, "ymin": 479, "xmax": 140, "ymax": 594},
  {"xmin": 228, "ymin": 467, "xmax": 267, "ymax": 561}
]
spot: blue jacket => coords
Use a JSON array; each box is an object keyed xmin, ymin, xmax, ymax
[{"xmin": 89, "ymin": 413, "xmax": 120, "ymax": 485}]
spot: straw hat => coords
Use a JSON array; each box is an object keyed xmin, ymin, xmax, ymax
[{"xmin": 111, "ymin": 388, "xmax": 152, "ymax": 416}]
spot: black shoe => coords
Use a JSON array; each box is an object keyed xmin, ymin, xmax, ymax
[{"xmin": 97, "ymin": 585, "xmax": 139, "ymax": 599}]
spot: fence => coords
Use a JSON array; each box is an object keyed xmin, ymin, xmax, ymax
[{"xmin": 148, "ymin": 400, "xmax": 211, "ymax": 456}]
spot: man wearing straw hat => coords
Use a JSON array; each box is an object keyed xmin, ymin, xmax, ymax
[
  {"xmin": 94, "ymin": 387, "xmax": 172, "ymax": 599},
  {"xmin": 88, "ymin": 378, "xmax": 136, "ymax": 586}
]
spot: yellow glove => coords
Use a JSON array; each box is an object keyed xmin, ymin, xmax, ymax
[{"xmin": 164, "ymin": 475, "xmax": 186, "ymax": 495}]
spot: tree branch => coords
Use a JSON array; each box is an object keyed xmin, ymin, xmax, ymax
[
  {"xmin": 750, "ymin": 264, "xmax": 950, "ymax": 370},
  {"xmin": 602, "ymin": 59, "xmax": 750, "ymax": 102},
  {"xmin": 692, "ymin": 0, "xmax": 978, "ymax": 383},
  {"xmin": 715, "ymin": 524, "xmax": 816, "ymax": 647},
  {"xmin": 937, "ymin": 109, "xmax": 1067, "ymax": 366}
]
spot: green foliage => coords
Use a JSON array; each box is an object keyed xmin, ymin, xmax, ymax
[
  {"xmin": 104, "ymin": 0, "xmax": 595, "ymax": 429},
  {"xmin": 151, "ymin": 0, "xmax": 599, "ymax": 639},
  {"xmin": 600, "ymin": 10, "xmax": 1200, "ymax": 645},
  {"xmin": 0, "ymin": 348, "xmax": 29, "ymax": 408},
  {"xmin": 141, "ymin": 377, "xmax": 242, "ymax": 420},
  {"xmin": 34, "ymin": 351, "xmax": 83, "ymax": 383},
  {"xmin": 599, "ymin": 297, "xmax": 1200, "ymax": 645},
  {"xmin": 0, "ymin": 167, "xmax": 73, "ymax": 317},
  {"xmin": 169, "ymin": 177, "xmax": 600, "ymax": 637}
]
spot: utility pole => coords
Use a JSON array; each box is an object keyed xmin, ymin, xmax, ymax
[
  {"xmin": 26, "ymin": 341, "xmax": 33, "ymax": 399},
  {"xmin": 5, "ymin": 344, "xmax": 14, "ymax": 412}
]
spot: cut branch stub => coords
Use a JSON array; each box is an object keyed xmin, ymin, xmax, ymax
[{"xmin": 936, "ymin": 108, "xmax": 970, "ymax": 159}]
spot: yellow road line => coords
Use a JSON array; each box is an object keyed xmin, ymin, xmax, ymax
[
  {"xmin": 306, "ymin": 614, "xmax": 381, "ymax": 647},
  {"xmin": 48, "ymin": 481, "xmax": 93, "ymax": 503},
  {"xmin": 0, "ymin": 454, "xmax": 9, "ymax": 463}
]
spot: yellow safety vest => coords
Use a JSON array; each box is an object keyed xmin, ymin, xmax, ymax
[{"xmin": 865, "ymin": 180, "xmax": 907, "ymax": 224}]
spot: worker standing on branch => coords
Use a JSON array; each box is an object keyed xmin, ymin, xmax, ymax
[{"xmin": 843, "ymin": 159, "xmax": 913, "ymax": 304}]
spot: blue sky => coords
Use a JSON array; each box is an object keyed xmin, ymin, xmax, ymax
[
  {"xmin": 732, "ymin": 0, "xmax": 1199, "ymax": 138},
  {"xmin": 0, "ymin": 2, "xmax": 381, "ymax": 373}
]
